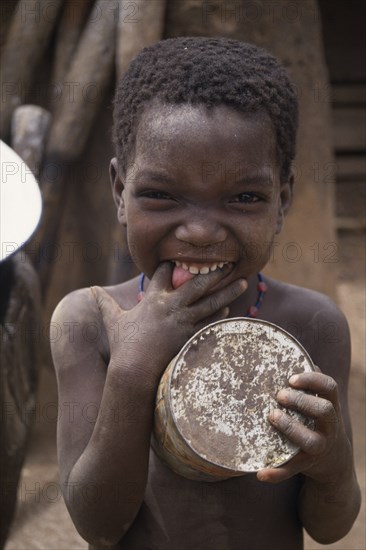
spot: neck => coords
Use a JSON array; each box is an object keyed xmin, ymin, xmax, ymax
[{"xmin": 229, "ymin": 274, "xmax": 261, "ymax": 317}]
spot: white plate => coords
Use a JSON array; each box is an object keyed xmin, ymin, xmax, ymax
[{"xmin": 0, "ymin": 140, "xmax": 42, "ymax": 261}]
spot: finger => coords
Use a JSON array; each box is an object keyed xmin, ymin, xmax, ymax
[
  {"xmin": 189, "ymin": 278, "xmax": 248, "ymax": 318},
  {"xmin": 257, "ymin": 452, "xmax": 307, "ymax": 483},
  {"xmin": 289, "ymin": 372, "xmax": 339, "ymax": 405},
  {"xmin": 90, "ymin": 286, "xmax": 124, "ymax": 327},
  {"xmin": 178, "ymin": 263, "xmax": 240, "ymax": 304},
  {"xmin": 276, "ymin": 388, "xmax": 338, "ymax": 434},
  {"xmin": 194, "ymin": 306, "xmax": 230, "ymax": 331},
  {"xmin": 269, "ymin": 408, "xmax": 326, "ymax": 455},
  {"xmin": 146, "ymin": 262, "xmax": 174, "ymax": 292}
]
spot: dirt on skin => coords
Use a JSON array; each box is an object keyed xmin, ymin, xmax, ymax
[{"xmin": 4, "ymin": 232, "xmax": 365, "ymax": 550}]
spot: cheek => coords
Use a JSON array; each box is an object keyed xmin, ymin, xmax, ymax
[
  {"xmin": 124, "ymin": 213, "xmax": 164, "ymax": 273},
  {"xmin": 126, "ymin": 224, "xmax": 150, "ymax": 263},
  {"xmin": 237, "ymin": 220, "xmax": 278, "ymax": 267},
  {"xmin": 240, "ymin": 241, "xmax": 273, "ymax": 267}
]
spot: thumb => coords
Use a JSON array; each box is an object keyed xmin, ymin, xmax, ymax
[
  {"xmin": 90, "ymin": 286, "xmax": 125, "ymax": 330},
  {"xmin": 146, "ymin": 261, "xmax": 173, "ymax": 292}
]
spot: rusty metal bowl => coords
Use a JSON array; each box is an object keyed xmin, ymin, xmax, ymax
[{"xmin": 152, "ymin": 317, "xmax": 315, "ymax": 482}]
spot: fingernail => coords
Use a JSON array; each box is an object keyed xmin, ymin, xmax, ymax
[
  {"xmin": 269, "ymin": 409, "xmax": 282, "ymax": 421},
  {"xmin": 257, "ymin": 470, "xmax": 268, "ymax": 482},
  {"xmin": 289, "ymin": 375, "xmax": 299, "ymax": 384},
  {"xmin": 276, "ymin": 388, "xmax": 288, "ymax": 399},
  {"xmin": 239, "ymin": 278, "xmax": 248, "ymax": 290}
]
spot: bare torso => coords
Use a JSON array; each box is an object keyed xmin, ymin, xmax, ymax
[
  {"xmin": 54, "ymin": 273, "xmax": 353, "ymax": 549},
  {"xmin": 89, "ymin": 447, "xmax": 302, "ymax": 550},
  {"xmin": 86, "ymin": 275, "xmax": 331, "ymax": 550}
]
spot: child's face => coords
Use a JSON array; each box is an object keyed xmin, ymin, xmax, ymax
[{"xmin": 111, "ymin": 102, "xmax": 292, "ymax": 285}]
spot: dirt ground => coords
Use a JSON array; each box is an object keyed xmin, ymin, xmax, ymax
[{"xmin": 4, "ymin": 231, "xmax": 366, "ymax": 550}]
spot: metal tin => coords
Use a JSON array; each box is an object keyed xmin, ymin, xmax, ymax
[{"xmin": 152, "ymin": 317, "xmax": 315, "ymax": 482}]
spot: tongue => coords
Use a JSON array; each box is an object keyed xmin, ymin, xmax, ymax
[{"xmin": 172, "ymin": 266, "xmax": 195, "ymax": 289}]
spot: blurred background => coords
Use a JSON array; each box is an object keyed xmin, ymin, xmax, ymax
[{"xmin": 0, "ymin": 1, "xmax": 365, "ymax": 548}]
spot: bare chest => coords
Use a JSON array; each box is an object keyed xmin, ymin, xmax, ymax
[{"xmin": 117, "ymin": 448, "xmax": 304, "ymax": 550}]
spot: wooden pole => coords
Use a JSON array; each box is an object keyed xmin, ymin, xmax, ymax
[
  {"xmin": 45, "ymin": 0, "xmax": 117, "ymax": 162},
  {"xmin": 51, "ymin": 0, "xmax": 94, "ymax": 87},
  {"xmin": 116, "ymin": 0, "xmax": 166, "ymax": 81},
  {"xmin": 11, "ymin": 105, "xmax": 51, "ymax": 178},
  {"xmin": 0, "ymin": 0, "xmax": 63, "ymax": 140}
]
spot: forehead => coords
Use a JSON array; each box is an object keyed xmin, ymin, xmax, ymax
[{"xmin": 130, "ymin": 102, "xmax": 278, "ymax": 178}]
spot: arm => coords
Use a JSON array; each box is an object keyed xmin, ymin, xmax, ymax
[
  {"xmin": 52, "ymin": 262, "xmax": 247, "ymax": 546},
  {"xmin": 257, "ymin": 302, "xmax": 361, "ymax": 543}
]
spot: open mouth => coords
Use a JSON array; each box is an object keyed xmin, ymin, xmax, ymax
[
  {"xmin": 171, "ymin": 260, "xmax": 233, "ymax": 289},
  {"xmin": 173, "ymin": 260, "xmax": 229, "ymax": 275}
]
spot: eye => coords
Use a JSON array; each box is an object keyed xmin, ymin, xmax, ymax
[
  {"xmin": 141, "ymin": 190, "xmax": 174, "ymax": 200},
  {"xmin": 137, "ymin": 189, "xmax": 178, "ymax": 210},
  {"xmin": 231, "ymin": 193, "xmax": 261, "ymax": 204}
]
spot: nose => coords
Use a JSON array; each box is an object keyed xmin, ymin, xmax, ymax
[{"xmin": 174, "ymin": 214, "xmax": 227, "ymax": 247}]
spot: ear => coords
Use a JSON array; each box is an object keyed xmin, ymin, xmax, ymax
[
  {"xmin": 110, "ymin": 157, "xmax": 127, "ymax": 226},
  {"xmin": 275, "ymin": 173, "xmax": 294, "ymax": 234}
]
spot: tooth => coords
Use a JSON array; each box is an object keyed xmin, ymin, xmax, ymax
[
  {"xmin": 189, "ymin": 266, "xmax": 199, "ymax": 274},
  {"xmin": 218, "ymin": 262, "xmax": 224, "ymax": 268},
  {"xmin": 182, "ymin": 263, "xmax": 189, "ymax": 271},
  {"xmin": 175, "ymin": 260, "xmax": 181, "ymax": 267},
  {"xmin": 210, "ymin": 264, "xmax": 218, "ymax": 271},
  {"xmin": 199, "ymin": 267, "xmax": 210, "ymax": 274}
]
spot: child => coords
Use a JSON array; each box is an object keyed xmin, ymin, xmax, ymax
[{"xmin": 51, "ymin": 37, "xmax": 360, "ymax": 549}]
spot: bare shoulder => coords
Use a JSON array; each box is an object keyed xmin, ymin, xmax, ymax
[
  {"xmin": 51, "ymin": 287, "xmax": 106, "ymax": 363},
  {"xmin": 265, "ymin": 278, "xmax": 351, "ymax": 379},
  {"xmin": 51, "ymin": 277, "xmax": 137, "ymax": 326},
  {"xmin": 51, "ymin": 278, "xmax": 138, "ymax": 365},
  {"xmin": 51, "ymin": 286, "xmax": 101, "ymax": 326},
  {"xmin": 269, "ymin": 277, "xmax": 347, "ymax": 319}
]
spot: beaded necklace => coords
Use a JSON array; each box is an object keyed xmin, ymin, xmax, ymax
[{"xmin": 137, "ymin": 272, "xmax": 267, "ymax": 317}]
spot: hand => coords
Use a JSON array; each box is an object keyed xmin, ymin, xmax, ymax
[
  {"xmin": 92, "ymin": 262, "xmax": 247, "ymax": 387},
  {"xmin": 257, "ymin": 371, "xmax": 352, "ymax": 484}
]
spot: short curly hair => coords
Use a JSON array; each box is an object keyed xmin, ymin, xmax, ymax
[{"xmin": 113, "ymin": 36, "xmax": 298, "ymax": 181}]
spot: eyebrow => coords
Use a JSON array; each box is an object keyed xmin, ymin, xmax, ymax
[
  {"xmin": 133, "ymin": 170, "xmax": 174, "ymax": 185},
  {"xmin": 134, "ymin": 169, "xmax": 276, "ymax": 187}
]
